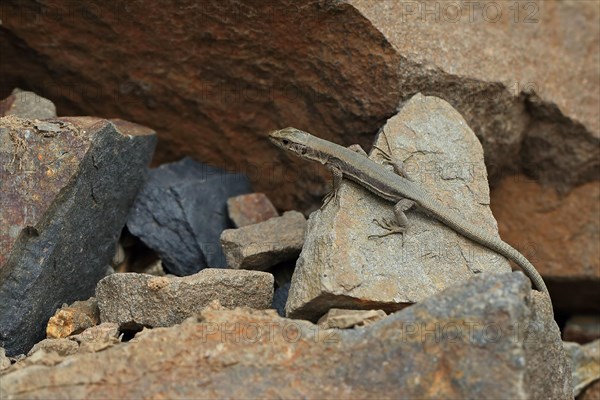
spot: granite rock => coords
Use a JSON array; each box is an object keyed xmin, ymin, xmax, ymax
[
  {"xmin": 491, "ymin": 177, "xmax": 600, "ymax": 312},
  {"xmin": 564, "ymin": 316, "xmax": 600, "ymax": 344},
  {"xmin": 27, "ymin": 339, "xmax": 79, "ymax": 358},
  {"xmin": 0, "ymin": 116, "xmax": 156, "ymax": 356},
  {"xmin": 127, "ymin": 157, "xmax": 251, "ymax": 276}
]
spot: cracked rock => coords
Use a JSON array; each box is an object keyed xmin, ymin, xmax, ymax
[
  {"xmin": 0, "ymin": 116, "xmax": 156, "ymax": 356},
  {"xmin": 286, "ymin": 94, "xmax": 511, "ymax": 320}
]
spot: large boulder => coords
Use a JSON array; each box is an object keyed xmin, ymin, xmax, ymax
[
  {"xmin": 0, "ymin": 116, "xmax": 156, "ymax": 356},
  {"xmin": 0, "ymin": 273, "xmax": 571, "ymax": 399}
]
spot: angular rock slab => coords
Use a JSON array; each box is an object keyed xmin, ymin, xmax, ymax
[
  {"xmin": 0, "ymin": 273, "xmax": 571, "ymax": 399},
  {"xmin": 127, "ymin": 157, "xmax": 251, "ymax": 276},
  {"xmin": 221, "ymin": 210, "xmax": 306, "ymax": 270},
  {"xmin": 0, "ymin": 116, "xmax": 156, "ymax": 356},
  {"xmin": 96, "ymin": 269, "xmax": 274, "ymax": 329},
  {"xmin": 286, "ymin": 94, "xmax": 512, "ymax": 320}
]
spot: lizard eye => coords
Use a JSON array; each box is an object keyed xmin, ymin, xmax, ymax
[{"xmin": 282, "ymin": 139, "xmax": 289, "ymax": 146}]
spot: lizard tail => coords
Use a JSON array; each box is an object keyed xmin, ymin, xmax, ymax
[{"xmin": 423, "ymin": 199, "xmax": 550, "ymax": 295}]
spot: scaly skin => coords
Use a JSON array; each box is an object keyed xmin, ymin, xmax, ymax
[{"xmin": 269, "ymin": 127, "xmax": 550, "ymax": 298}]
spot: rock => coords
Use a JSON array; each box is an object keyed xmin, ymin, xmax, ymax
[
  {"xmin": 46, "ymin": 298, "xmax": 100, "ymax": 339},
  {"xmin": 271, "ymin": 282, "xmax": 290, "ymax": 317},
  {"xmin": 221, "ymin": 211, "xmax": 306, "ymax": 270},
  {"xmin": 0, "ymin": 272, "xmax": 570, "ymax": 399},
  {"xmin": 96, "ymin": 269, "xmax": 274, "ymax": 329},
  {"xmin": 70, "ymin": 323, "xmax": 120, "ymax": 353},
  {"xmin": 0, "ymin": 88, "xmax": 56, "ymax": 119},
  {"xmin": 317, "ymin": 308, "xmax": 386, "ymax": 329},
  {"xmin": 564, "ymin": 339, "xmax": 600, "ymax": 397},
  {"xmin": 0, "ymin": 116, "xmax": 156, "ymax": 356},
  {"xmin": 0, "ymin": 348, "xmax": 11, "ymax": 371},
  {"xmin": 491, "ymin": 177, "xmax": 600, "ymax": 312},
  {"xmin": 564, "ymin": 316, "xmax": 600, "ymax": 344},
  {"xmin": 27, "ymin": 339, "xmax": 79, "ymax": 358},
  {"xmin": 144, "ymin": 259, "xmax": 166, "ymax": 276},
  {"xmin": 579, "ymin": 380, "xmax": 600, "ymax": 400},
  {"xmin": 286, "ymin": 94, "xmax": 512, "ymax": 320},
  {"xmin": 227, "ymin": 193, "xmax": 279, "ymax": 227},
  {"xmin": 127, "ymin": 157, "xmax": 251, "ymax": 276},
  {"xmin": 0, "ymin": 2, "xmax": 597, "ymax": 211}
]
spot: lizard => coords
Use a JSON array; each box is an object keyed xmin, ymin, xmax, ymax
[{"xmin": 269, "ymin": 127, "xmax": 550, "ymax": 297}]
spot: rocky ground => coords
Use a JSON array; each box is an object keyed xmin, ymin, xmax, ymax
[{"xmin": 1, "ymin": 1, "xmax": 599, "ymax": 399}]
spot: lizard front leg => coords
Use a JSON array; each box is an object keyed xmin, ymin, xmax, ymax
[{"xmin": 372, "ymin": 145, "xmax": 411, "ymax": 180}]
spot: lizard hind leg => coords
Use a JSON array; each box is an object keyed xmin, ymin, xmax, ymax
[{"xmin": 369, "ymin": 199, "xmax": 415, "ymax": 242}]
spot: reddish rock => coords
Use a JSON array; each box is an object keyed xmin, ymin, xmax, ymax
[
  {"xmin": 0, "ymin": 1, "xmax": 596, "ymax": 211},
  {"xmin": 490, "ymin": 175, "xmax": 600, "ymax": 312},
  {"xmin": 227, "ymin": 193, "xmax": 279, "ymax": 227},
  {"xmin": 564, "ymin": 316, "xmax": 600, "ymax": 344},
  {"xmin": 0, "ymin": 273, "xmax": 570, "ymax": 399}
]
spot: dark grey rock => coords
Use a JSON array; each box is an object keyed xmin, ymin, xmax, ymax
[
  {"xmin": 0, "ymin": 117, "xmax": 156, "ymax": 356},
  {"xmin": 127, "ymin": 157, "xmax": 251, "ymax": 276},
  {"xmin": 271, "ymin": 282, "xmax": 290, "ymax": 317}
]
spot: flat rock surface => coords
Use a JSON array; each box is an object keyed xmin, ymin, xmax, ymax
[
  {"xmin": 0, "ymin": 273, "xmax": 571, "ymax": 399},
  {"xmin": 0, "ymin": 116, "xmax": 156, "ymax": 356},
  {"xmin": 221, "ymin": 210, "xmax": 306, "ymax": 270},
  {"xmin": 286, "ymin": 94, "xmax": 511, "ymax": 320},
  {"xmin": 127, "ymin": 157, "xmax": 251, "ymax": 276},
  {"xmin": 96, "ymin": 269, "xmax": 274, "ymax": 329}
]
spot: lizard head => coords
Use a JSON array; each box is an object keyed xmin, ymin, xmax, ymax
[{"xmin": 269, "ymin": 127, "xmax": 325, "ymax": 163}]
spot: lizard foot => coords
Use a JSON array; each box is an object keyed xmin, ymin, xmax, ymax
[
  {"xmin": 368, "ymin": 218, "xmax": 406, "ymax": 241},
  {"xmin": 321, "ymin": 190, "xmax": 338, "ymax": 209}
]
